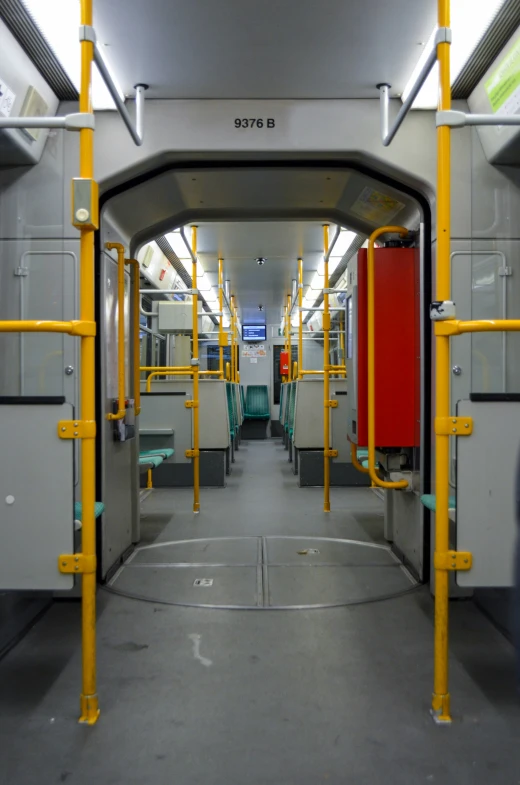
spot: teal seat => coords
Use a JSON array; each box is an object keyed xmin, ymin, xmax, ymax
[
  {"xmin": 140, "ymin": 448, "xmax": 174, "ymax": 459},
  {"xmin": 420, "ymin": 494, "xmax": 456, "ymax": 512},
  {"xmin": 245, "ymin": 385, "xmax": 270, "ymax": 420},
  {"xmin": 287, "ymin": 382, "xmax": 296, "ymax": 439},
  {"xmin": 357, "ymin": 448, "xmax": 369, "ymax": 460},
  {"xmin": 74, "ymin": 501, "xmax": 105, "ymax": 521},
  {"xmin": 139, "ymin": 454, "xmax": 163, "ymax": 468},
  {"xmin": 284, "ymin": 383, "xmax": 294, "ymax": 433},
  {"xmin": 226, "ymin": 382, "xmax": 236, "ymax": 438},
  {"xmin": 279, "ymin": 383, "xmax": 285, "ymax": 422},
  {"xmin": 240, "ymin": 385, "xmax": 245, "ymax": 417}
]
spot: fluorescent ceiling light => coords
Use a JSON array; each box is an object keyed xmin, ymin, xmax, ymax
[
  {"xmin": 165, "ymin": 232, "xmax": 192, "ymax": 260},
  {"xmin": 402, "ymin": 0, "xmax": 506, "ymax": 109},
  {"xmin": 21, "ymin": 0, "xmax": 124, "ymax": 110},
  {"xmin": 331, "ymin": 230, "xmax": 357, "ymax": 258}
]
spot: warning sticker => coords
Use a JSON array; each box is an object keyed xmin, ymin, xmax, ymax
[
  {"xmin": 0, "ymin": 77, "xmax": 16, "ymax": 118},
  {"xmin": 485, "ymin": 37, "xmax": 520, "ymax": 117},
  {"xmin": 350, "ymin": 187, "xmax": 405, "ymax": 225}
]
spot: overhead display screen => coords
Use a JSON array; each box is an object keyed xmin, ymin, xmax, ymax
[{"xmin": 242, "ymin": 324, "xmax": 266, "ymax": 342}]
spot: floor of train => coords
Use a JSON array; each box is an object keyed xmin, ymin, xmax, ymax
[{"xmin": 1, "ymin": 440, "xmax": 520, "ymax": 784}]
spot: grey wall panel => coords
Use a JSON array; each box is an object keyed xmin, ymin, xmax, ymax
[
  {"xmin": 99, "ymin": 236, "xmax": 136, "ymax": 576},
  {"xmin": 139, "ymin": 387, "xmax": 192, "ymax": 462},
  {"xmin": 142, "ymin": 378, "xmax": 230, "ymax": 450},
  {"xmin": 456, "ymin": 400, "xmax": 519, "ymax": 587},
  {"xmin": 0, "ymin": 403, "xmax": 74, "ymax": 590}
]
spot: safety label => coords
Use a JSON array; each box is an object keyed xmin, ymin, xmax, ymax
[
  {"xmin": 485, "ymin": 37, "xmax": 520, "ymax": 117},
  {"xmin": 0, "ymin": 77, "xmax": 16, "ymax": 118},
  {"xmin": 351, "ymin": 186, "xmax": 405, "ymax": 225}
]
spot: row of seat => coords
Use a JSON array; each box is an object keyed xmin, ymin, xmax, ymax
[
  {"xmin": 244, "ymin": 385, "xmax": 270, "ymax": 420},
  {"xmin": 280, "ymin": 382, "xmax": 296, "ymax": 458},
  {"xmin": 139, "ymin": 448, "xmax": 175, "ymax": 472}
]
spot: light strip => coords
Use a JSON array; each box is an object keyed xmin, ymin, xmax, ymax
[
  {"xmin": 402, "ymin": 0, "xmax": 507, "ymax": 109},
  {"xmin": 21, "ymin": 0, "xmax": 125, "ymax": 110}
]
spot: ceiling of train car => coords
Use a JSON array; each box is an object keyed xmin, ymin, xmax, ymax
[
  {"xmin": 196, "ymin": 222, "xmax": 327, "ymax": 326},
  {"xmin": 106, "ymin": 165, "xmax": 422, "ymax": 324},
  {"xmin": 94, "ymin": 0, "xmax": 438, "ymax": 100}
]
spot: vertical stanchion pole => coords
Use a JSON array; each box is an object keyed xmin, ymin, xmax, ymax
[
  {"xmin": 287, "ymin": 294, "xmax": 292, "ymax": 381},
  {"xmin": 191, "ymin": 226, "xmax": 200, "ymax": 513},
  {"xmin": 218, "ymin": 258, "xmax": 224, "ymax": 379},
  {"xmin": 323, "ymin": 225, "xmax": 331, "ymax": 512},
  {"xmin": 78, "ymin": 0, "xmax": 99, "ymax": 725},
  {"xmin": 432, "ymin": 0, "xmax": 452, "ymax": 723},
  {"xmin": 230, "ymin": 296, "xmax": 236, "ymax": 382},
  {"xmin": 298, "ymin": 258, "xmax": 303, "ymax": 379}
]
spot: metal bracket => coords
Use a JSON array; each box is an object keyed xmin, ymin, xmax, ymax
[
  {"xmin": 325, "ymin": 400, "xmax": 339, "ymax": 408},
  {"xmin": 322, "ymin": 313, "xmax": 331, "ymax": 330},
  {"xmin": 59, "ymin": 553, "xmax": 96, "ymax": 574},
  {"xmin": 69, "ymin": 320, "xmax": 97, "ymax": 336},
  {"xmin": 14, "ymin": 267, "xmax": 28, "ymax": 277},
  {"xmin": 79, "ymin": 24, "xmax": 96, "ymax": 43},
  {"xmin": 499, "ymin": 267, "xmax": 513, "ymax": 277},
  {"xmin": 185, "ymin": 449, "xmax": 200, "ymax": 458},
  {"xmin": 190, "ymin": 358, "xmax": 200, "ymax": 366},
  {"xmin": 58, "ymin": 420, "xmax": 96, "ymax": 439},
  {"xmin": 434, "ymin": 321, "xmax": 460, "ymax": 336},
  {"xmin": 185, "ymin": 400, "xmax": 198, "ymax": 408},
  {"xmin": 64, "ymin": 113, "xmax": 95, "ymax": 131},
  {"xmin": 435, "ymin": 416, "xmax": 473, "ymax": 436},
  {"xmin": 434, "ymin": 550, "xmax": 472, "ymax": 571},
  {"xmin": 324, "ymin": 449, "xmax": 338, "ymax": 458}
]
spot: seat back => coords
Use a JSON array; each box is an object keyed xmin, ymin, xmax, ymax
[{"xmin": 245, "ymin": 385, "xmax": 270, "ymax": 419}]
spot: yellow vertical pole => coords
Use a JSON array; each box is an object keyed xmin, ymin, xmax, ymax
[
  {"xmin": 105, "ymin": 243, "xmax": 126, "ymax": 420},
  {"xmin": 432, "ymin": 0, "xmax": 452, "ymax": 723},
  {"xmin": 339, "ymin": 311, "xmax": 345, "ymax": 365},
  {"xmin": 78, "ymin": 0, "xmax": 99, "ymax": 725},
  {"xmin": 287, "ymin": 293, "xmax": 292, "ymax": 381},
  {"xmin": 283, "ymin": 304, "xmax": 288, "ymax": 382},
  {"xmin": 230, "ymin": 296, "xmax": 236, "ymax": 383},
  {"xmin": 218, "ymin": 258, "xmax": 224, "ymax": 379},
  {"xmin": 298, "ymin": 258, "xmax": 303, "ymax": 378},
  {"xmin": 126, "ymin": 259, "xmax": 141, "ymax": 416},
  {"xmin": 234, "ymin": 310, "xmax": 239, "ymax": 384},
  {"xmin": 323, "ymin": 225, "xmax": 331, "ymax": 512},
  {"xmin": 191, "ymin": 226, "xmax": 200, "ymax": 513}
]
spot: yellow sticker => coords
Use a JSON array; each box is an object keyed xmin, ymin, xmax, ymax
[{"xmin": 351, "ymin": 186, "xmax": 405, "ymax": 224}]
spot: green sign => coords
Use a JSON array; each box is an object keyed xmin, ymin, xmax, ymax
[{"xmin": 485, "ymin": 37, "xmax": 520, "ymax": 114}]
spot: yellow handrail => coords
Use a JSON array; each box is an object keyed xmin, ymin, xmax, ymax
[
  {"xmin": 298, "ymin": 257, "xmax": 303, "ymax": 379},
  {"xmin": 230, "ymin": 297, "xmax": 236, "ymax": 383},
  {"xmin": 105, "ymin": 242, "xmax": 126, "ymax": 421},
  {"xmin": 323, "ymin": 224, "xmax": 331, "ymax": 512},
  {"xmin": 226, "ymin": 361, "xmax": 231, "ymax": 381},
  {"xmin": 125, "ymin": 259, "xmax": 141, "ymax": 415},
  {"xmin": 218, "ymin": 258, "xmax": 224, "ymax": 379},
  {"xmin": 300, "ymin": 369, "xmax": 324, "ymax": 375},
  {"xmin": 140, "ymin": 365, "xmax": 192, "ymax": 371},
  {"xmin": 367, "ymin": 225, "xmax": 409, "ymax": 490},
  {"xmin": 432, "ymin": 0, "xmax": 452, "ymax": 725},
  {"xmin": 78, "ymin": 0, "xmax": 98, "ymax": 725},
  {"xmin": 0, "ymin": 320, "xmax": 94, "ymax": 335},
  {"xmin": 287, "ymin": 293, "xmax": 292, "ymax": 381},
  {"xmin": 146, "ymin": 370, "xmax": 193, "ymax": 392},
  {"xmin": 191, "ymin": 225, "xmax": 200, "ymax": 514},
  {"xmin": 350, "ymin": 442, "xmax": 369, "ymax": 474},
  {"xmin": 292, "ymin": 361, "xmax": 298, "ymax": 379},
  {"xmin": 436, "ymin": 319, "xmax": 520, "ymax": 335}
]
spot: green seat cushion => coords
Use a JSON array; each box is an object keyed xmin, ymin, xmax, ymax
[
  {"xmin": 357, "ymin": 449, "xmax": 369, "ymax": 459},
  {"xmin": 139, "ymin": 454, "xmax": 163, "ymax": 468},
  {"xmin": 74, "ymin": 501, "xmax": 105, "ymax": 521},
  {"xmin": 140, "ymin": 448, "xmax": 174, "ymax": 459},
  {"xmin": 420, "ymin": 494, "xmax": 456, "ymax": 512},
  {"xmin": 245, "ymin": 385, "xmax": 270, "ymax": 419}
]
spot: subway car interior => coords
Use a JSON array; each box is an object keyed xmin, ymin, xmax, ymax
[{"xmin": 2, "ymin": 0, "xmax": 520, "ymax": 782}]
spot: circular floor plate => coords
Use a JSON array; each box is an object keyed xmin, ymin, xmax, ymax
[{"xmin": 109, "ymin": 536, "xmax": 418, "ymax": 609}]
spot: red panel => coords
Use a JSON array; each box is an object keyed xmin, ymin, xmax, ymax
[
  {"xmin": 356, "ymin": 247, "xmax": 418, "ymax": 448},
  {"xmin": 280, "ymin": 350, "xmax": 289, "ymax": 375}
]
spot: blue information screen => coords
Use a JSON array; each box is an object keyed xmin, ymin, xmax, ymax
[{"xmin": 242, "ymin": 324, "xmax": 266, "ymax": 341}]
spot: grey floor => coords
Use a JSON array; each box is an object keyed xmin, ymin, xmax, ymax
[{"xmin": 1, "ymin": 439, "xmax": 520, "ymax": 784}]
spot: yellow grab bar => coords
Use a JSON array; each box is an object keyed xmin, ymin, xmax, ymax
[
  {"xmin": 146, "ymin": 370, "xmax": 193, "ymax": 392},
  {"xmin": 367, "ymin": 225, "xmax": 409, "ymax": 490},
  {"xmin": 350, "ymin": 442, "xmax": 369, "ymax": 474},
  {"xmin": 226, "ymin": 361, "xmax": 231, "ymax": 381},
  {"xmin": 0, "ymin": 320, "xmax": 95, "ymax": 335},
  {"xmin": 298, "ymin": 257, "xmax": 303, "ymax": 379},
  {"xmin": 191, "ymin": 225, "xmax": 200, "ymax": 513},
  {"xmin": 105, "ymin": 243, "xmax": 126, "ymax": 421},
  {"xmin": 435, "ymin": 319, "xmax": 520, "ymax": 335},
  {"xmin": 125, "ymin": 258, "xmax": 141, "ymax": 415}
]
